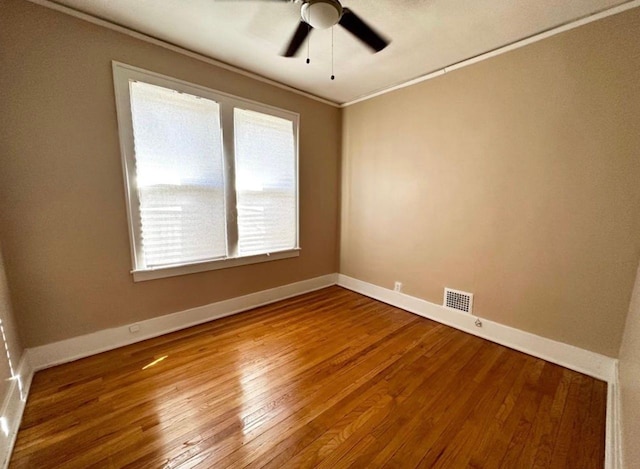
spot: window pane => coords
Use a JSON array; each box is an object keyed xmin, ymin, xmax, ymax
[
  {"xmin": 234, "ymin": 109, "xmax": 296, "ymax": 256},
  {"xmin": 130, "ymin": 81, "xmax": 226, "ymax": 267}
]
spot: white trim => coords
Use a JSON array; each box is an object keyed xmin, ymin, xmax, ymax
[
  {"xmin": 112, "ymin": 62, "xmax": 301, "ymax": 281},
  {"xmin": 27, "ymin": 274, "xmax": 338, "ymax": 371},
  {"xmin": 113, "ymin": 61, "xmax": 305, "ymax": 120},
  {"xmin": 341, "ymin": 0, "xmax": 640, "ymax": 107},
  {"xmin": 133, "ymin": 249, "xmax": 300, "ymax": 282},
  {"xmin": 606, "ymin": 362, "xmax": 622, "ymax": 469},
  {"xmin": 0, "ymin": 353, "xmax": 34, "ymax": 469},
  {"xmin": 8, "ymin": 274, "xmax": 622, "ymax": 466},
  {"xmin": 337, "ymin": 274, "xmax": 617, "ymax": 382},
  {"xmin": 25, "ymin": 0, "xmax": 340, "ymax": 108},
  {"xmin": 339, "ymin": 274, "xmax": 622, "ymax": 468},
  {"xmin": 26, "ymin": 0, "xmax": 640, "ymax": 108}
]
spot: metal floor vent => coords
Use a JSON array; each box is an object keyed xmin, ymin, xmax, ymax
[{"xmin": 444, "ymin": 288, "xmax": 473, "ymax": 314}]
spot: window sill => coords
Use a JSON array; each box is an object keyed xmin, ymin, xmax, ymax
[{"xmin": 132, "ymin": 248, "xmax": 300, "ymax": 282}]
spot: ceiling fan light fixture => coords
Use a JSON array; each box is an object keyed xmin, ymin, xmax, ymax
[{"xmin": 301, "ymin": 0, "xmax": 342, "ymax": 30}]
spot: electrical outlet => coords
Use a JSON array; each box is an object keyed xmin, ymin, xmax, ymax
[
  {"xmin": 129, "ymin": 324, "xmax": 141, "ymax": 334},
  {"xmin": 394, "ymin": 281, "xmax": 402, "ymax": 292}
]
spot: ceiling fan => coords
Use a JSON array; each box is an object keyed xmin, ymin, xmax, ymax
[{"xmin": 281, "ymin": 0, "xmax": 390, "ymax": 58}]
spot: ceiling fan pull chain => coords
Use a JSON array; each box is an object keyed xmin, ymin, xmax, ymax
[
  {"xmin": 331, "ymin": 26, "xmax": 335, "ymax": 80},
  {"xmin": 306, "ymin": 9, "xmax": 311, "ymax": 64}
]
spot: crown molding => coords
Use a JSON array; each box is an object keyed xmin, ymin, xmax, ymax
[
  {"xmin": 341, "ymin": 0, "xmax": 640, "ymax": 107},
  {"xmin": 24, "ymin": 0, "xmax": 640, "ymax": 108},
  {"xmin": 25, "ymin": 0, "xmax": 341, "ymax": 108}
]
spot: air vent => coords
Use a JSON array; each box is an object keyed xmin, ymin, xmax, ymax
[{"xmin": 444, "ymin": 288, "xmax": 473, "ymax": 314}]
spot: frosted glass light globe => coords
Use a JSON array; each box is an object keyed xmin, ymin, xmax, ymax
[{"xmin": 301, "ymin": 1, "xmax": 342, "ymax": 30}]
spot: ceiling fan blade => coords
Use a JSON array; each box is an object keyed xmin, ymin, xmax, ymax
[
  {"xmin": 282, "ymin": 21, "xmax": 311, "ymax": 57},
  {"xmin": 338, "ymin": 8, "xmax": 389, "ymax": 53}
]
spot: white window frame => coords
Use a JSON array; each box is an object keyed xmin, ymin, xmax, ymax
[{"xmin": 112, "ymin": 62, "xmax": 300, "ymax": 282}]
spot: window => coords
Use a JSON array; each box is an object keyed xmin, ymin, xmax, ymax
[{"xmin": 113, "ymin": 63, "xmax": 299, "ymax": 281}]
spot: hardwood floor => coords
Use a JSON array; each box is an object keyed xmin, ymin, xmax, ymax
[{"xmin": 10, "ymin": 286, "xmax": 606, "ymax": 468}]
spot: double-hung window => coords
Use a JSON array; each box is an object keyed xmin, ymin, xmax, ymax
[{"xmin": 113, "ymin": 63, "xmax": 299, "ymax": 281}]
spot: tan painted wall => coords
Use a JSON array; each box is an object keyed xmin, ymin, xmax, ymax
[
  {"xmin": 619, "ymin": 264, "xmax": 640, "ymax": 467},
  {"xmin": 341, "ymin": 8, "xmax": 640, "ymax": 357},
  {"xmin": 0, "ymin": 243, "xmax": 23, "ymax": 406},
  {"xmin": 0, "ymin": 0, "xmax": 341, "ymax": 347}
]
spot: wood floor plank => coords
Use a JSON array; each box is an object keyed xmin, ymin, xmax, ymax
[
  {"xmin": 248, "ymin": 325, "xmax": 457, "ymax": 469},
  {"xmin": 94, "ymin": 309, "xmax": 425, "ymax": 468},
  {"xmin": 344, "ymin": 335, "xmax": 487, "ymax": 468},
  {"xmin": 417, "ymin": 349, "xmax": 523, "ymax": 468},
  {"xmin": 130, "ymin": 320, "xmax": 430, "ymax": 468},
  {"xmin": 549, "ymin": 373, "xmax": 594, "ymax": 469},
  {"xmin": 10, "ymin": 286, "xmax": 607, "ymax": 468},
  {"xmin": 407, "ymin": 346, "xmax": 520, "ymax": 468},
  {"xmin": 511, "ymin": 363, "xmax": 565, "ymax": 466},
  {"xmin": 260, "ymin": 329, "xmax": 469, "ymax": 469}
]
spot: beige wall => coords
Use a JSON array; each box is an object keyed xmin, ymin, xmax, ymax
[
  {"xmin": 341, "ymin": 8, "xmax": 640, "ymax": 357},
  {"xmin": 0, "ymin": 242, "xmax": 23, "ymax": 406},
  {"xmin": 1, "ymin": 0, "xmax": 638, "ymax": 358},
  {"xmin": 619, "ymin": 265, "xmax": 640, "ymax": 467},
  {"xmin": 0, "ymin": 0, "xmax": 341, "ymax": 347}
]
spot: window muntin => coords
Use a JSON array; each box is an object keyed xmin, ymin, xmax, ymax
[{"xmin": 113, "ymin": 63, "xmax": 299, "ymax": 281}]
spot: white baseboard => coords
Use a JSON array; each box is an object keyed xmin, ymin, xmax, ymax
[
  {"xmin": 606, "ymin": 363, "xmax": 622, "ymax": 469},
  {"xmin": 14, "ymin": 272, "xmax": 623, "ymax": 468},
  {"xmin": 0, "ymin": 352, "xmax": 34, "ymax": 469},
  {"xmin": 337, "ymin": 274, "xmax": 617, "ymax": 382},
  {"xmin": 27, "ymin": 273, "xmax": 338, "ymax": 371},
  {"xmin": 338, "ymin": 274, "xmax": 622, "ymax": 467}
]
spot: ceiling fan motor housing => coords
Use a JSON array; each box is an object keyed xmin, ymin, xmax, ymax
[
  {"xmin": 301, "ymin": 0, "xmax": 343, "ymax": 29},
  {"xmin": 283, "ymin": 0, "xmax": 388, "ymax": 58}
]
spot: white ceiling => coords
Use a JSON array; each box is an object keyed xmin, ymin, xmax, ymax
[{"xmin": 51, "ymin": 0, "xmax": 631, "ymax": 104}]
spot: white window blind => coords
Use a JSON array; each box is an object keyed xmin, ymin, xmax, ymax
[
  {"xmin": 234, "ymin": 109, "xmax": 297, "ymax": 256},
  {"xmin": 114, "ymin": 63, "xmax": 299, "ymax": 280},
  {"xmin": 129, "ymin": 81, "xmax": 226, "ymax": 267}
]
